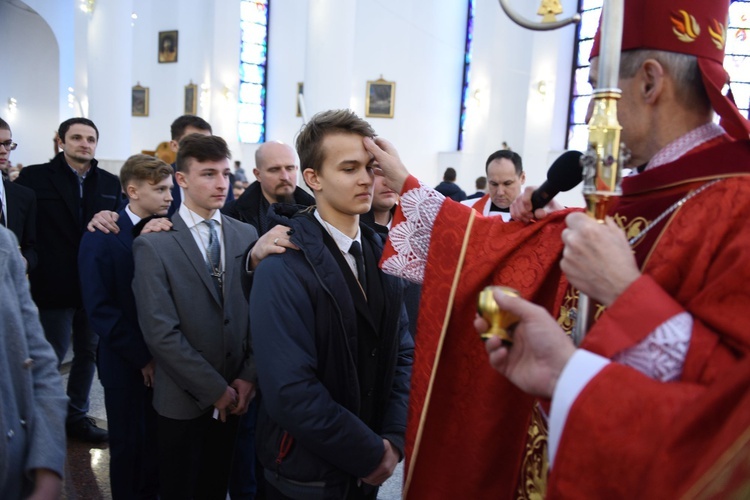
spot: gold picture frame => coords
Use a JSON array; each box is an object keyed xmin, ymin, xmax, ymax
[
  {"xmin": 184, "ymin": 82, "xmax": 198, "ymax": 115},
  {"xmin": 296, "ymin": 82, "xmax": 304, "ymax": 117},
  {"xmin": 365, "ymin": 78, "xmax": 395, "ymax": 118},
  {"xmin": 158, "ymin": 30, "xmax": 178, "ymax": 63},
  {"xmin": 132, "ymin": 83, "xmax": 149, "ymax": 117}
]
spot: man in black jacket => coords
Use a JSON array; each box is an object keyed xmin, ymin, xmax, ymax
[
  {"xmin": 223, "ymin": 140, "xmax": 314, "ymax": 500},
  {"xmin": 250, "ymin": 110, "xmax": 413, "ymax": 499},
  {"xmin": 16, "ymin": 117, "xmax": 122, "ymax": 443},
  {"xmin": 223, "ymin": 140, "xmax": 314, "ymax": 232}
]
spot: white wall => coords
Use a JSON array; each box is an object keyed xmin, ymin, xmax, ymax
[
  {"xmin": 2, "ymin": 0, "xmax": 585, "ymax": 208},
  {"xmin": 0, "ymin": 1, "xmax": 60, "ymax": 166}
]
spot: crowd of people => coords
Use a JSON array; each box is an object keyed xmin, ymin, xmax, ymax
[{"xmin": 2, "ymin": 0, "xmax": 750, "ymax": 498}]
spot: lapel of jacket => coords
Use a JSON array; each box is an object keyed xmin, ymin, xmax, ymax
[
  {"xmin": 219, "ymin": 215, "xmax": 246, "ymax": 298},
  {"xmin": 48, "ymin": 157, "xmax": 80, "ymax": 223},
  {"xmin": 171, "ymin": 214, "xmax": 222, "ymax": 306},
  {"xmin": 114, "ymin": 210, "xmax": 134, "ymax": 252}
]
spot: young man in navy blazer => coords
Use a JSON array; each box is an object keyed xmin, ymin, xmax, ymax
[{"xmin": 79, "ymin": 154, "xmax": 174, "ymax": 499}]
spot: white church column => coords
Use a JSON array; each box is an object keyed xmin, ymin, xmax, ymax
[
  {"xmin": 302, "ymin": 0, "xmax": 357, "ymax": 116},
  {"xmin": 86, "ymin": 0, "xmax": 134, "ymax": 162}
]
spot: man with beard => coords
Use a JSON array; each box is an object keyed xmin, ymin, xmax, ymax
[
  {"xmin": 16, "ymin": 118, "xmax": 122, "ymax": 443},
  {"xmin": 223, "ymin": 141, "xmax": 314, "ymax": 232},
  {"xmin": 222, "ymin": 140, "xmax": 314, "ymax": 500}
]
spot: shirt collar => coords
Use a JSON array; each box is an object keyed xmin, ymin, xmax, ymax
[
  {"xmin": 179, "ymin": 203, "xmax": 222, "ymax": 229},
  {"xmin": 314, "ymin": 209, "xmax": 361, "ymax": 255},
  {"xmin": 644, "ymin": 122, "xmax": 726, "ymax": 172},
  {"xmin": 125, "ymin": 205, "xmax": 142, "ymax": 225}
]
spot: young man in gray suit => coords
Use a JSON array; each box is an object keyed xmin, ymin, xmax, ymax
[{"xmin": 132, "ymin": 134, "xmax": 258, "ymax": 499}]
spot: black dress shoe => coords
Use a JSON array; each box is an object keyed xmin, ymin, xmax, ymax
[{"xmin": 66, "ymin": 416, "xmax": 109, "ymax": 443}]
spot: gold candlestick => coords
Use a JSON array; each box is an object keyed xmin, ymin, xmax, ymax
[{"xmin": 477, "ymin": 286, "xmax": 521, "ymax": 344}]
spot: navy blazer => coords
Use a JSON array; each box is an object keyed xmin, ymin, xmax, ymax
[
  {"xmin": 79, "ymin": 209, "xmax": 151, "ymax": 388},
  {"xmin": 16, "ymin": 153, "xmax": 123, "ymax": 308},
  {"xmin": 3, "ymin": 180, "xmax": 37, "ymax": 270}
]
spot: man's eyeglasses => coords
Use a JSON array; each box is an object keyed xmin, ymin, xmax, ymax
[{"xmin": 0, "ymin": 141, "xmax": 17, "ymax": 151}]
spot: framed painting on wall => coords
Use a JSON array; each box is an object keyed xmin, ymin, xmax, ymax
[
  {"xmin": 185, "ymin": 82, "xmax": 198, "ymax": 115},
  {"xmin": 365, "ymin": 78, "xmax": 395, "ymax": 118},
  {"xmin": 296, "ymin": 82, "xmax": 304, "ymax": 117},
  {"xmin": 132, "ymin": 83, "xmax": 149, "ymax": 117},
  {"xmin": 158, "ymin": 30, "xmax": 178, "ymax": 63}
]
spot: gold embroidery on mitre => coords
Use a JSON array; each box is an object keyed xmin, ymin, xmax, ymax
[
  {"xmin": 671, "ymin": 9, "xmax": 701, "ymax": 43},
  {"xmin": 516, "ymin": 404, "xmax": 549, "ymax": 500},
  {"xmin": 708, "ymin": 19, "xmax": 727, "ymax": 50}
]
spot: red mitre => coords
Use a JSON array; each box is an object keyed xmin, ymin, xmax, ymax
[{"xmin": 590, "ymin": 0, "xmax": 750, "ymax": 140}]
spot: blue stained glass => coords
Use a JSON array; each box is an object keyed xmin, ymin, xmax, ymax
[
  {"xmin": 239, "ymin": 0, "xmax": 268, "ymax": 143},
  {"xmin": 568, "ymin": 125, "xmax": 590, "ymax": 153},
  {"xmin": 457, "ymin": 0, "xmax": 475, "ymax": 151},
  {"xmin": 240, "ymin": 64, "xmax": 266, "ymax": 84},
  {"xmin": 240, "ymin": 2, "xmax": 268, "ymax": 25},
  {"xmin": 241, "ymin": 44, "xmax": 267, "ymax": 65},
  {"xmin": 577, "ymin": 39, "xmax": 594, "ymax": 66},
  {"xmin": 580, "ymin": 0, "xmax": 602, "ymax": 12},
  {"xmin": 241, "ymin": 22, "xmax": 268, "ymax": 44},
  {"xmin": 240, "ymin": 83, "xmax": 264, "ymax": 105},
  {"xmin": 574, "ymin": 67, "xmax": 592, "ymax": 97},
  {"xmin": 238, "ymin": 104, "xmax": 265, "ymax": 124},
  {"xmin": 579, "ymin": 8, "xmax": 601, "ymax": 40},
  {"xmin": 239, "ymin": 123, "xmax": 264, "ymax": 144}
]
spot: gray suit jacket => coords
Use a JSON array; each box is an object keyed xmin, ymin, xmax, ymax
[
  {"xmin": 0, "ymin": 227, "xmax": 67, "ymax": 497},
  {"xmin": 132, "ymin": 214, "xmax": 258, "ymax": 420}
]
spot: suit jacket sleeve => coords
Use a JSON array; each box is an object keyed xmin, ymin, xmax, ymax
[
  {"xmin": 251, "ymin": 255, "xmax": 385, "ymax": 479},
  {"xmin": 132, "ymin": 236, "xmax": 228, "ymax": 408},
  {"xmin": 5, "ymin": 231, "xmax": 68, "ymax": 479},
  {"xmin": 79, "ymin": 232, "xmax": 151, "ymax": 369}
]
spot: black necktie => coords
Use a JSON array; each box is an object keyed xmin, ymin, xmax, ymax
[
  {"xmin": 0, "ymin": 201, "xmax": 5, "ymax": 227},
  {"xmin": 349, "ymin": 240, "xmax": 367, "ymax": 291}
]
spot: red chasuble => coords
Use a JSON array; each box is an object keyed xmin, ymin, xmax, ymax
[
  {"xmin": 384, "ymin": 177, "xmax": 573, "ymax": 499},
  {"xmin": 385, "ymin": 140, "xmax": 750, "ymax": 499},
  {"xmin": 547, "ymin": 139, "xmax": 750, "ymax": 498}
]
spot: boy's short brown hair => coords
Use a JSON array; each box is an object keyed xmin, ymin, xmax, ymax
[
  {"xmin": 176, "ymin": 134, "xmax": 231, "ymax": 173},
  {"xmin": 119, "ymin": 154, "xmax": 173, "ymax": 194},
  {"xmin": 295, "ymin": 109, "xmax": 375, "ymax": 175}
]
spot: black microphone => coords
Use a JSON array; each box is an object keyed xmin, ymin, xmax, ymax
[{"xmin": 530, "ymin": 150, "xmax": 583, "ymax": 210}]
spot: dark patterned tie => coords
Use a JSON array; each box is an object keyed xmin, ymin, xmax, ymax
[
  {"xmin": 203, "ymin": 220, "xmax": 222, "ymax": 295},
  {"xmin": 349, "ymin": 240, "xmax": 367, "ymax": 291}
]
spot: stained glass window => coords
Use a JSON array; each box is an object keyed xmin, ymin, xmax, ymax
[
  {"xmin": 567, "ymin": 0, "xmax": 750, "ymax": 152},
  {"xmin": 239, "ymin": 0, "xmax": 269, "ymax": 144},
  {"xmin": 457, "ymin": 0, "xmax": 475, "ymax": 151}
]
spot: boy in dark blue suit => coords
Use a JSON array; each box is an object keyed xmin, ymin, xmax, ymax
[{"xmin": 79, "ymin": 154, "xmax": 174, "ymax": 499}]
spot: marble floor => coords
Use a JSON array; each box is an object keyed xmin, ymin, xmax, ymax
[{"xmin": 59, "ymin": 360, "xmax": 403, "ymax": 500}]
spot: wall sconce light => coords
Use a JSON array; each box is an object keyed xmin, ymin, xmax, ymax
[
  {"xmin": 8, "ymin": 97, "xmax": 17, "ymax": 115},
  {"xmin": 472, "ymin": 88, "xmax": 482, "ymax": 104},
  {"xmin": 536, "ymin": 80, "xmax": 548, "ymax": 97},
  {"xmin": 79, "ymin": 0, "xmax": 95, "ymax": 14},
  {"xmin": 200, "ymin": 83, "xmax": 210, "ymax": 109},
  {"xmin": 222, "ymin": 86, "xmax": 235, "ymax": 102}
]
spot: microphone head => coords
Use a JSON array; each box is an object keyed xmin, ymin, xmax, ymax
[{"xmin": 547, "ymin": 150, "xmax": 583, "ymax": 192}]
